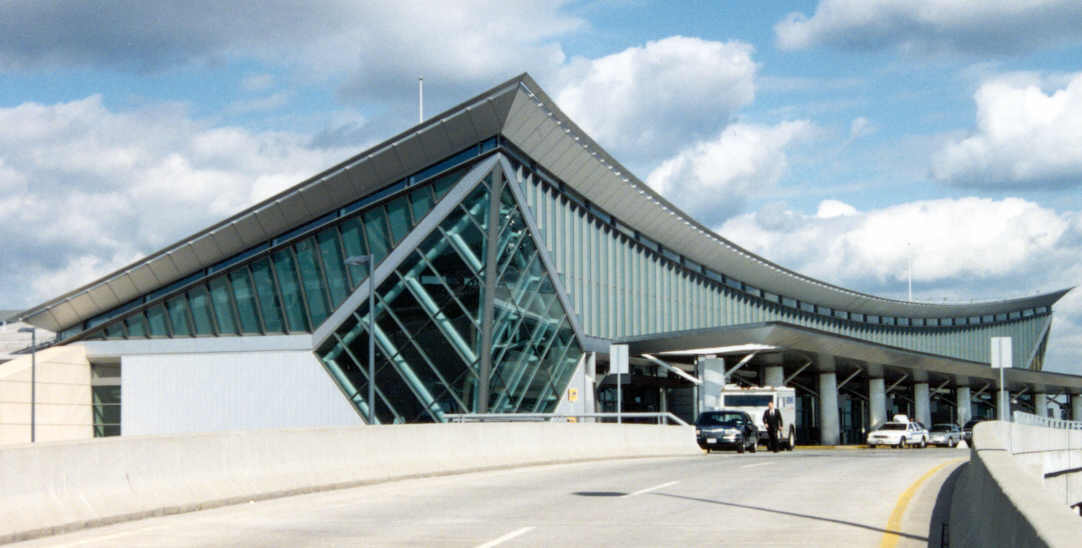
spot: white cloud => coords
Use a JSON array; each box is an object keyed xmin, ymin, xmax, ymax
[
  {"xmin": 0, "ymin": 1, "xmax": 583, "ymax": 105},
  {"xmin": 241, "ymin": 73, "xmax": 275, "ymax": 92},
  {"xmin": 775, "ymin": 0, "xmax": 1082, "ymax": 55},
  {"xmin": 719, "ymin": 197, "xmax": 1082, "ymax": 372},
  {"xmin": 0, "ymin": 96, "xmax": 354, "ymax": 306},
  {"xmin": 554, "ymin": 36, "xmax": 757, "ymax": 163},
  {"xmin": 645, "ymin": 120, "xmax": 815, "ymax": 225},
  {"xmin": 932, "ymin": 72, "xmax": 1082, "ymax": 187}
]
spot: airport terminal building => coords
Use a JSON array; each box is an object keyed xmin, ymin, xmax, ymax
[{"xmin": 3, "ymin": 74, "xmax": 1078, "ymax": 445}]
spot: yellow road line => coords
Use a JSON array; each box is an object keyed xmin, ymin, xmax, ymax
[{"xmin": 880, "ymin": 458, "xmax": 965, "ymax": 548}]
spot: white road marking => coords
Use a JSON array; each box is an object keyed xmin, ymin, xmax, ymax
[
  {"xmin": 625, "ymin": 480, "xmax": 679, "ymax": 497},
  {"xmin": 475, "ymin": 526, "xmax": 535, "ymax": 548},
  {"xmin": 740, "ymin": 462, "xmax": 775, "ymax": 469}
]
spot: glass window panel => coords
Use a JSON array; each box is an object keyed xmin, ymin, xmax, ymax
[
  {"xmin": 386, "ymin": 195, "xmax": 412, "ymax": 245},
  {"xmin": 410, "ymin": 187, "xmax": 433, "ymax": 223},
  {"xmin": 188, "ymin": 286, "xmax": 215, "ymax": 335},
  {"xmin": 209, "ymin": 277, "xmax": 239, "ymax": 335},
  {"xmin": 251, "ymin": 259, "xmax": 285, "ymax": 333},
  {"xmin": 166, "ymin": 296, "xmax": 192, "ymax": 336},
  {"xmin": 104, "ymin": 322, "xmax": 125, "ymax": 339},
  {"xmin": 125, "ymin": 314, "xmax": 147, "ymax": 338},
  {"xmin": 363, "ymin": 208, "xmax": 391, "ymax": 264},
  {"xmin": 273, "ymin": 249, "xmax": 310, "ymax": 332},
  {"xmin": 229, "ymin": 269, "xmax": 262, "ymax": 334},
  {"xmin": 146, "ymin": 304, "xmax": 169, "ymax": 337},
  {"xmin": 294, "ymin": 238, "xmax": 330, "ymax": 327},
  {"xmin": 316, "ymin": 229, "xmax": 349, "ymax": 307},
  {"xmin": 339, "ymin": 217, "xmax": 369, "ymax": 288},
  {"xmin": 913, "ymin": 318, "xmax": 925, "ymax": 327}
]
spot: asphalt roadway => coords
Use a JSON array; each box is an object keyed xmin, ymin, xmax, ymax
[{"xmin": 16, "ymin": 447, "xmax": 967, "ymax": 547}]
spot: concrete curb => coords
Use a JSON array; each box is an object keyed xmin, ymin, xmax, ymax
[{"xmin": 0, "ymin": 423, "xmax": 697, "ymax": 544}]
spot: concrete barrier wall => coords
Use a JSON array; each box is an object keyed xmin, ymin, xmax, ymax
[
  {"xmin": 0, "ymin": 422, "xmax": 697, "ymax": 543},
  {"xmin": 950, "ymin": 421, "xmax": 1082, "ymax": 547}
]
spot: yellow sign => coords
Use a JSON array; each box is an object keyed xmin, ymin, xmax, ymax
[
  {"xmin": 567, "ymin": 417, "xmax": 578, "ymax": 423},
  {"xmin": 568, "ymin": 388, "xmax": 578, "ymax": 402}
]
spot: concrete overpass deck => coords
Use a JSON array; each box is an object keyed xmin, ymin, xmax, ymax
[{"xmin": 13, "ymin": 449, "xmax": 965, "ymax": 547}]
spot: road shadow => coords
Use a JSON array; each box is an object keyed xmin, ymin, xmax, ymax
[
  {"xmin": 928, "ymin": 462, "xmax": 966, "ymax": 547},
  {"xmin": 573, "ymin": 491, "xmax": 626, "ymax": 497},
  {"xmin": 653, "ymin": 492, "xmax": 927, "ymax": 542}
]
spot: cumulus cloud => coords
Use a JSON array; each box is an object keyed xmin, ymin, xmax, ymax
[
  {"xmin": 775, "ymin": 0, "xmax": 1082, "ymax": 55},
  {"xmin": 645, "ymin": 120, "xmax": 815, "ymax": 225},
  {"xmin": 0, "ymin": 1, "xmax": 583, "ymax": 104},
  {"xmin": 719, "ymin": 197, "xmax": 1082, "ymax": 371},
  {"xmin": 932, "ymin": 72, "xmax": 1082, "ymax": 187},
  {"xmin": 554, "ymin": 36, "xmax": 757, "ymax": 164},
  {"xmin": 0, "ymin": 96, "xmax": 354, "ymax": 307}
]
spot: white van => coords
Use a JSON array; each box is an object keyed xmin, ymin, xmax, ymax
[{"xmin": 716, "ymin": 385, "xmax": 797, "ymax": 450}]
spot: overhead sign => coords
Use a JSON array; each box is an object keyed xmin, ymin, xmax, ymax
[
  {"xmin": 609, "ymin": 344, "xmax": 629, "ymax": 375},
  {"xmin": 990, "ymin": 337, "xmax": 1012, "ymax": 369}
]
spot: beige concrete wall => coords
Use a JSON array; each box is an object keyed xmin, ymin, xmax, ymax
[
  {"xmin": 0, "ymin": 422, "xmax": 697, "ymax": 542},
  {"xmin": 950, "ymin": 421, "xmax": 1082, "ymax": 547},
  {"xmin": 0, "ymin": 345, "xmax": 91, "ymax": 446}
]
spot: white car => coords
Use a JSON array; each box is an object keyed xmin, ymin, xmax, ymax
[{"xmin": 866, "ymin": 418, "xmax": 928, "ymax": 448}]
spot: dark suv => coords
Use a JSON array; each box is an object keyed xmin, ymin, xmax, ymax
[{"xmin": 696, "ymin": 410, "xmax": 759, "ymax": 453}]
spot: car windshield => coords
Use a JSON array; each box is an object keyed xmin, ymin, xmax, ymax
[
  {"xmin": 931, "ymin": 425, "xmax": 953, "ymax": 432},
  {"xmin": 881, "ymin": 424, "xmax": 907, "ymax": 431},
  {"xmin": 697, "ymin": 412, "xmax": 745, "ymax": 427}
]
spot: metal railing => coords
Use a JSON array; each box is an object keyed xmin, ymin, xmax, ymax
[
  {"xmin": 443, "ymin": 412, "xmax": 689, "ymax": 426},
  {"xmin": 1013, "ymin": 411, "xmax": 1082, "ymax": 431}
]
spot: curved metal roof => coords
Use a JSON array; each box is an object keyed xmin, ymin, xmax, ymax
[{"xmin": 14, "ymin": 73, "xmax": 1071, "ymax": 332}]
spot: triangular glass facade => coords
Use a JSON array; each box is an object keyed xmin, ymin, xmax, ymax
[{"xmin": 316, "ymin": 164, "xmax": 583, "ymax": 423}]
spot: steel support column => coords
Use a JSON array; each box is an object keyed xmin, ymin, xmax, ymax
[
  {"xmin": 914, "ymin": 382, "xmax": 930, "ymax": 427},
  {"xmin": 818, "ymin": 371, "xmax": 839, "ymax": 445},
  {"xmin": 868, "ymin": 378, "xmax": 886, "ymax": 430},
  {"xmin": 956, "ymin": 386, "xmax": 971, "ymax": 426}
]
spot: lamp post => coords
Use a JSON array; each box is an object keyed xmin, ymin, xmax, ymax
[
  {"xmin": 18, "ymin": 327, "xmax": 36, "ymax": 442},
  {"xmin": 345, "ymin": 255, "xmax": 376, "ymax": 425}
]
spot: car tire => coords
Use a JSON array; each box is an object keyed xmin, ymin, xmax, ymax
[
  {"xmin": 920, "ymin": 437, "xmax": 927, "ymax": 449},
  {"xmin": 786, "ymin": 429, "xmax": 796, "ymax": 451},
  {"xmin": 737, "ymin": 442, "xmax": 745, "ymax": 454},
  {"xmin": 897, "ymin": 438, "xmax": 905, "ymax": 449},
  {"xmin": 949, "ymin": 438, "xmax": 957, "ymax": 448},
  {"xmin": 749, "ymin": 440, "xmax": 757, "ymax": 453}
]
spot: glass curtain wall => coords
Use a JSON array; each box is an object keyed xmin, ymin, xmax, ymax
[
  {"xmin": 316, "ymin": 168, "xmax": 583, "ymax": 423},
  {"xmin": 83, "ymin": 167, "xmax": 466, "ymax": 341}
]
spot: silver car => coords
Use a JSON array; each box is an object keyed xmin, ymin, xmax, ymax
[{"xmin": 928, "ymin": 423, "xmax": 961, "ymax": 447}]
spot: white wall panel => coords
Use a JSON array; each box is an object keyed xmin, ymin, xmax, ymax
[{"xmin": 123, "ymin": 350, "xmax": 360, "ymax": 436}]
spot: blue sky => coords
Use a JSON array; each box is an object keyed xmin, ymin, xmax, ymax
[{"xmin": 1, "ymin": 1, "xmax": 1081, "ymax": 371}]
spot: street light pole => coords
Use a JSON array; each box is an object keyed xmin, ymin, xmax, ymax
[
  {"xmin": 345, "ymin": 255, "xmax": 376, "ymax": 425},
  {"xmin": 18, "ymin": 327, "xmax": 36, "ymax": 442}
]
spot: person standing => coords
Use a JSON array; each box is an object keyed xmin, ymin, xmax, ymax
[{"xmin": 763, "ymin": 400, "xmax": 783, "ymax": 452}]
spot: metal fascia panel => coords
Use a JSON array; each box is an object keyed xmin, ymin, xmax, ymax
[
  {"xmin": 145, "ymin": 254, "xmax": 181, "ymax": 284},
  {"xmin": 106, "ymin": 276, "xmax": 140, "ymax": 305},
  {"xmin": 418, "ymin": 124, "xmax": 455, "ymax": 166},
  {"xmin": 501, "ymin": 89, "xmax": 542, "ymax": 141},
  {"xmin": 542, "ymin": 136, "xmax": 578, "ymax": 176},
  {"xmin": 186, "ymin": 237, "xmax": 222, "ymax": 266},
  {"xmin": 392, "ymin": 138, "xmax": 426, "ymax": 179},
  {"xmin": 365, "ymin": 146, "xmax": 400, "ymax": 184},
  {"xmin": 67, "ymin": 292, "xmax": 98, "ymax": 319},
  {"xmin": 296, "ymin": 183, "xmax": 335, "ymax": 218},
  {"xmin": 85, "ymin": 284, "xmax": 117, "ymax": 312},
  {"xmin": 254, "ymin": 205, "xmax": 289, "ymax": 240},
  {"xmin": 519, "ymin": 115, "xmax": 559, "ymax": 156},
  {"xmin": 231, "ymin": 215, "xmax": 267, "ymax": 247},
  {"xmin": 533, "ymin": 123, "xmax": 571, "ymax": 167},
  {"xmin": 470, "ymin": 98, "xmax": 502, "ymax": 137},
  {"xmin": 24, "ymin": 310, "xmax": 61, "ymax": 333},
  {"xmin": 503, "ymin": 104, "xmax": 548, "ymax": 151},
  {"xmin": 441, "ymin": 110, "xmax": 479, "ymax": 152},
  {"xmin": 49, "ymin": 304, "xmax": 78, "ymax": 331},
  {"xmin": 208, "ymin": 224, "xmax": 245, "ymax": 259},
  {"xmin": 275, "ymin": 194, "xmax": 312, "ymax": 229},
  {"xmin": 125, "ymin": 268, "xmax": 159, "ymax": 294}
]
